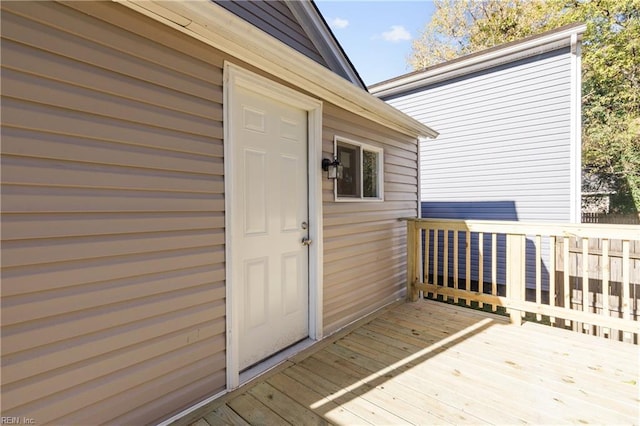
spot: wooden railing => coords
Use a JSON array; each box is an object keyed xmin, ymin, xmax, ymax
[{"xmin": 404, "ymin": 218, "xmax": 640, "ymax": 342}]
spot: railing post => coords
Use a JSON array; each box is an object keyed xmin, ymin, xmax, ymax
[
  {"xmin": 406, "ymin": 219, "xmax": 419, "ymax": 302},
  {"xmin": 507, "ymin": 233, "xmax": 524, "ymax": 325}
]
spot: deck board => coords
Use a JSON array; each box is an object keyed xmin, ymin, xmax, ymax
[
  {"xmin": 179, "ymin": 300, "xmax": 639, "ymax": 426},
  {"xmin": 267, "ymin": 371, "xmax": 369, "ymax": 425},
  {"xmin": 203, "ymin": 405, "xmax": 249, "ymax": 426}
]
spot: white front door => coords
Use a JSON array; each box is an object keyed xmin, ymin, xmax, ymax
[{"xmin": 232, "ymin": 85, "xmax": 309, "ymax": 370}]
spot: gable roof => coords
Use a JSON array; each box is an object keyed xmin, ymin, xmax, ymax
[
  {"xmin": 117, "ymin": 0, "xmax": 438, "ymax": 139},
  {"xmin": 370, "ymin": 22, "xmax": 586, "ymax": 98},
  {"xmin": 212, "ymin": 0, "xmax": 365, "ymax": 89},
  {"xmin": 287, "ymin": 1, "xmax": 367, "ymax": 89}
]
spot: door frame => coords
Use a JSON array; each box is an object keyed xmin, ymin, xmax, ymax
[{"xmin": 223, "ymin": 62, "xmax": 323, "ymax": 389}]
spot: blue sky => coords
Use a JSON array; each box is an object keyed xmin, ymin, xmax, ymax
[{"xmin": 315, "ymin": 1, "xmax": 436, "ymax": 86}]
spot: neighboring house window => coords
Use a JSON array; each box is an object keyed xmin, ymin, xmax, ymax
[{"xmin": 335, "ymin": 136, "xmax": 384, "ymax": 201}]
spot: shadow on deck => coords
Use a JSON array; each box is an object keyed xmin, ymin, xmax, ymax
[{"xmin": 176, "ymin": 299, "xmax": 639, "ymax": 425}]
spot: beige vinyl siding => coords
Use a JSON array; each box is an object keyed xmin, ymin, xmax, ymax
[
  {"xmin": 322, "ymin": 104, "xmax": 419, "ymax": 334},
  {"xmin": 1, "ymin": 2, "xmax": 226, "ymax": 424},
  {"xmin": 1, "ymin": 1, "xmax": 422, "ymax": 423}
]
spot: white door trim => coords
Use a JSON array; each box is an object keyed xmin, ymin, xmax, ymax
[{"xmin": 223, "ymin": 62, "xmax": 323, "ymax": 390}]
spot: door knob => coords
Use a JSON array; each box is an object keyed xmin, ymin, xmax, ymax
[{"xmin": 301, "ymin": 237, "xmax": 312, "ymax": 246}]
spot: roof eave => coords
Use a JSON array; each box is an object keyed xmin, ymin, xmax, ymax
[
  {"xmin": 370, "ymin": 23, "xmax": 587, "ymax": 98},
  {"xmin": 286, "ymin": 0, "xmax": 367, "ymax": 90},
  {"xmin": 114, "ymin": 0, "xmax": 437, "ymax": 139}
]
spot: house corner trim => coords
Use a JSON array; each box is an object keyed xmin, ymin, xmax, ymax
[{"xmin": 569, "ymin": 33, "xmax": 582, "ymax": 223}]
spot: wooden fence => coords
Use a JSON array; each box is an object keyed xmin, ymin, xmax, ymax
[
  {"xmin": 404, "ymin": 218, "xmax": 640, "ymax": 343},
  {"xmin": 582, "ymin": 212, "xmax": 640, "ymax": 224}
]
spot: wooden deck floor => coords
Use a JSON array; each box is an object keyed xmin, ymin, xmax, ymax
[{"xmin": 177, "ymin": 300, "xmax": 639, "ymax": 425}]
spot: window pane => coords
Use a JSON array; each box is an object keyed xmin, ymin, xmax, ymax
[
  {"xmin": 337, "ymin": 143, "xmax": 360, "ymax": 197},
  {"xmin": 363, "ymin": 150, "xmax": 378, "ymax": 198}
]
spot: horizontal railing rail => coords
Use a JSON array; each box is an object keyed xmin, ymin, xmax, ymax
[{"xmin": 403, "ymin": 218, "xmax": 640, "ymax": 343}]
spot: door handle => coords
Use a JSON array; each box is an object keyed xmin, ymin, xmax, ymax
[{"xmin": 301, "ymin": 237, "xmax": 312, "ymax": 246}]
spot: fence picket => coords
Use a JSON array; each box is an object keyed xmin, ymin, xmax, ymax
[
  {"xmin": 549, "ymin": 236, "xmax": 556, "ymax": 324},
  {"xmin": 535, "ymin": 235, "xmax": 542, "ymax": 321},
  {"xmin": 602, "ymin": 239, "xmax": 610, "ymax": 338},
  {"xmin": 404, "ymin": 218, "xmax": 639, "ymax": 343},
  {"xmin": 563, "ymin": 237, "xmax": 570, "ymax": 327},
  {"xmin": 623, "ymin": 240, "xmax": 631, "ymax": 342},
  {"xmin": 465, "ymin": 230, "xmax": 471, "ymax": 307},
  {"xmin": 582, "ymin": 237, "xmax": 590, "ymax": 334},
  {"xmin": 443, "ymin": 230, "xmax": 449, "ymax": 301},
  {"xmin": 454, "ymin": 231, "xmax": 459, "ymax": 304},
  {"xmin": 424, "ymin": 229, "xmax": 430, "ymax": 284},
  {"xmin": 478, "ymin": 232, "xmax": 484, "ymax": 309},
  {"xmin": 433, "ymin": 230, "xmax": 439, "ymax": 287},
  {"xmin": 491, "ymin": 233, "xmax": 497, "ymax": 312}
]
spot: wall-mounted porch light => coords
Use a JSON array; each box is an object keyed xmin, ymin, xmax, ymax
[{"xmin": 322, "ymin": 157, "xmax": 342, "ymax": 179}]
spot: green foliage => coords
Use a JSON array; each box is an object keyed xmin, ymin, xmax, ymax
[{"xmin": 410, "ymin": 0, "xmax": 640, "ymax": 212}]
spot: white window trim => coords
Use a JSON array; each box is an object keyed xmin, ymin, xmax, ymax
[{"xmin": 333, "ymin": 136, "xmax": 384, "ymax": 202}]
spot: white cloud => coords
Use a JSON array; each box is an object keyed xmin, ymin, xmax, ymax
[
  {"xmin": 330, "ymin": 17, "xmax": 349, "ymax": 30},
  {"xmin": 380, "ymin": 25, "xmax": 411, "ymax": 42}
]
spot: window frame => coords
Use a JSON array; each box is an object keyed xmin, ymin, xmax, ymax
[{"xmin": 333, "ymin": 136, "xmax": 384, "ymax": 202}]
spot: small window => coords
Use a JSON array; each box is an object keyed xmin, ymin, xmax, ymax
[{"xmin": 335, "ymin": 137, "xmax": 383, "ymax": 201}]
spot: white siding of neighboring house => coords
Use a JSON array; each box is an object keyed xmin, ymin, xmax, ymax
[
  {"xmin": 386, "ymin": 48, "xmax": 574, "ymax": 223},
  {"xmin": 383, "ymin": 47, "xmax": 576, "ymax": 290}
]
